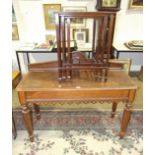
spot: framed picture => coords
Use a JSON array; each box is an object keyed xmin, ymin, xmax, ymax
[
  {"xmin": 73, "ymin": 29, "xmax": 89, "ymax": 47},
  {"xmin": 128, "ymin": 0, "xmax": 143, "ymax": 10},
  {"xmin": 12, "ymin": 24, "xmax": 19, "ymax": 40},
  {"xmin": 96, "ymin": 0, "xmax": 121, "ymax": 11},
  {"xmin": 62, "ymin": 6, "xmax": 87, "ymax": 27},
  {"xmin": 73, "ymin": 29, "xmax": 89, "ymax": 43},
  {"xmin": 43, "ymin": 4, "xmax": 61, "ymax": 30},
  {"xmin": 74, "ymin": 31, "xmax": 86, "ymax": 46},
  {"xmin": 12, "ymin": 6, "xmax": 16, "ymax": 22}
]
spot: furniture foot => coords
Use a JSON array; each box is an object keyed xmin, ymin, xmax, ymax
[
  {"xmin": 111, "ymin": 102, "xmax": 117, "ymax": 118},
  {"xmin": 119, "ymin": 131, "xmax": 125, "ymax": 139},
  {"xmin": 22, "ymin": 105, "xmax": 34, "ymax": 142},
  {"xmin": 33, "ymin": 104, "xmax": 41, "ymax": 120},
  {"xmin": 29, "ymin": 135, "xmax": 34, "ymax": 142},
  {"xmin": 119, "ymin": 101, "xmax": 132, "ymax": 138}
]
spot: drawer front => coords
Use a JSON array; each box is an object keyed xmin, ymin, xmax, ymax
[{"xmin": 26, "ymin": 89, "xmax": 129, "ymax": 102}]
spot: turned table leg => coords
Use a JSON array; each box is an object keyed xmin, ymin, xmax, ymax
[
  {"xmin": 22, "ymin": 105, "xmax": 34, "ymax": 142},
  {"xmin": 33, "ymin": 104, "xmax": 41, "ymax": 120},
  {"xmin": 18, "ymin": 92, "xmax": 34, "ymax": 142},
  {"xmin": 119, "ymin": 90, "xmax": 136, "ymax": 138},
  {"xmin": 119, "ymin": 101, "xmax": 132, "ymax": 138},
  {"xmin": 111, "ymin": 102, "xmax": 117, "ymax": 118}
]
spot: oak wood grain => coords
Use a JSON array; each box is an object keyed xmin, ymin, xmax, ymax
[{"xmin": 16, "ymin": 71, "xmax": 136, "ymax": 91}]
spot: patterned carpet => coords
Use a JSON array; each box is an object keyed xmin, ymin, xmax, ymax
[{"xmin": 13, "ymin": 111, "xmax": 143, "ymax": 155}]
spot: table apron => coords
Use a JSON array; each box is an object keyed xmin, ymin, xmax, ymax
[{"xmin": 25, "ymin": 89, "xmax": 131, "ymax": 103}]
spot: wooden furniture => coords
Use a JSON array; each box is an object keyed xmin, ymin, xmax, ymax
[
  {"xmin": 76, "ymin": 43, "xmax": 92, "ymax": 58},
  {"xmin": 138, "ymin": 66, "xmax": 143, "ymax": 81},
  {"xmin": 12, "ymin": 71, "xmax": 21, "ymax": 88},
  {"xmin": 109, "ymin": 59, "xmax": 131, "ymax": 75},
  {"xmin": 112, "ymin": 43, "xmax": 143, "ymax": 59},
  {"xmin": 27, "ymin": 59, "xmax": 131, "ymax": 73},
  {"xmin": 55, "ymin": 12, "xmax": 116, "ymax": 82},
  {"xmin": 16, "ymin": 11, "xmax": 136, "ymax": 143},
  {"xmin": 12, "ymin": 70, "xmax": 22, "ymax": 139},
  {"xmin": 112, "ymin": 43, "xmax": 143, "ymax": 77},
  {"xmin": 16, "ymin": 70, "xmax": 137, "ymax": 142}
]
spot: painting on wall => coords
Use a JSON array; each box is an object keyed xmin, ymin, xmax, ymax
[
  {"xmin": 12, "ymin": 24, "xmax": 19, "ymax": 40},
  {"xmin": 12, "ymin": 6, "xmax": 16, "ymax": 22},
  {"xmin": 12, "ymin": 5, "xmax": 19, "ymax": 40},
  {"xmin": 62, "ymin": 7, "xmax": 87, "ymax": 27},
  {"xmin": 128, "ymin": 0, "xmax": 143, "ymax": 10},
  {"xmin": 43, "ymin": 4, "xmax": 61, "ymax": 30},
  {"xmin": 96, "ymin": 0, "xmax": 121, "ymax": 11},
  {"xmin": 75, "ymin": 31, "xmax": 86, "ymax": 43}
]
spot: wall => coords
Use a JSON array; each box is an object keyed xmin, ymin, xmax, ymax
[
  {"xmin": 113, "ymin": 0, "xmax": 143, "ymax": 71},
  {"xmin": 12, "ymin": 0, "xmax": 143, "ymax": 73}
]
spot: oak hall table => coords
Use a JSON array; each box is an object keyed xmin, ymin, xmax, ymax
[{"xmin": 16, "ymin": 70, "xmax": 137, "ymax": 142}]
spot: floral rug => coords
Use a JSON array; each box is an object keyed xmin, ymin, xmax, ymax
[
  {"xmin": 13, "ymin": 129, "xmax": 142, "ymax": 155},
  {"xmin": 13, "ymin": 111, "xmax": 143, "ymax": 155}
]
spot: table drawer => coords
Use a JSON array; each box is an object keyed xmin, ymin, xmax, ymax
[{"xmin": 26, "ymin": 89, "xmax": 129, "ymax": 102}]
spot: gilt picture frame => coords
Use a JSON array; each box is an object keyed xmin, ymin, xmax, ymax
[
  {"xmin": 12, "ymin": 24, "xmax": 19, "ymax": 40},
  {"xmin": 43, "ymin": 4, "xmax": 61, "ymax": 30},
  {"xmin": 128, "ymin": 0, "xmax": 143, "ymax": 10},
  {"xmin": 96, "ymin": 0, "xmax": 121, "ymax": 11}
]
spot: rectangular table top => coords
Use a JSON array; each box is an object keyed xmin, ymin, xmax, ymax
[{"xmin": 16, "ymin": 70, "xmax": 137, "ymax": 92}]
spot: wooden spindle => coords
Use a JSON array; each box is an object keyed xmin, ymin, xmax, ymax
[
  {"xmin": 55, "ymin": 14, "xmax": 62, "ymax": 80},
  {"xmin": 67, "ymin": 18, "xmax": 71, "ymax": 79},
  {"xmin": 61, "ymin": 16, "xmax": 66, "ymax": 79},
  {"xmin": 96, "ymin": 18, "xmax": 102, "ymax": 62},
  {"xmin": 92, "ymin": 19, "xmax": 96, "ymax": 58},
  {"xmin": 107, "ymin": 14, "xmax": 115, "ymax": 59},
  {"xmin": 101, "ymin": 16, "xmax": 108, "ymax": 63}
]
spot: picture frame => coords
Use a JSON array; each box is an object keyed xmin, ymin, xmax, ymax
[
  {"xmin": 12, "ymin": 6, "xmax": 16, "ymax": 22},
  {"xmin": 62, "ymin": 6, "xmax": 87, "ymax": 27},
  {"xmin": 43, "ymin": 4, "xmax": 61, "ymax": 30},
  {"xmin": 96, "ymin": 0, "xmax": 121, "ymax": 11},
  {"xmin": 12, "ymin": 24, "xmax": 19, "ymax": 40},
  {"xmin": 128, "ymin": 0, "xmax": 143, "ymax": 10},
  {"xmin": 73, "ymin": 29, "xmax": 89, "ymax": 43}
]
